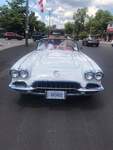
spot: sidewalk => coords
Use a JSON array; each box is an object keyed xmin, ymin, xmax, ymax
[
  {"xmin": 100, "ymin": 41, "xmax": 111, "ymax": 45},
  {"xmin": 0, "ymin": 38, "xmax": 33, "ymax": 51}
]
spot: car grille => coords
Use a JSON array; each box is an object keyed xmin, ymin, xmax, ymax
[{"xmin": 32, "ymin": 81, "xmax": 81, "ymax": 90}]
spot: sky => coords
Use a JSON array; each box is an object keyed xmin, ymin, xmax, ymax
[
  {"xmin": 0, "ymin": 0, "xmax": 113, "ymax": 28},
  {"xmin": 0, "ymin": 0, "xmax": 6, "ymax": 6}
]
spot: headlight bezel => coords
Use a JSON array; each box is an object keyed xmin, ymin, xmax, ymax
[
  {"xmin": 85, "ymin": 71, "xmax": 103, "ymax": 81},
  {"xmin": 95, "ymin": 72, "xmax": 103, "ymax": 81},
  {"xmin": 84, "ymin": 72, "xmax": 94, "ymax": 80},
  {"xmin": 10, "ymin": 70, "xmax": 20, "ymax": 78},
  {"xmin": 10, "ymin": 69, "xmax": 29, "ymax": 79},
  {"xmin": 20, "ymin": 70, "xmax": 29, "ymax": 79}
]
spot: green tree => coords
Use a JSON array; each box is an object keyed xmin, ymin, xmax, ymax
[
  {"xmin": 73, "ymin": 8, "xmax": 88, "ymax": 37},
  {"xmin": 0, "ymin": 0, "xmax": 26, "ymax": 34},
  {"xmin": 85, "ymin": 16, "xmax": 96, "ymax": 35},
  {"xmin": 94, "ymin": 10, "xmax": 113, "ymax": 35},
  {"xmin": 86, "ymin": 10, "xmax": 113, "ymax": 35},
  {"xmin": 35, "ymin": 21, "xmax": 46, "ymax": 33},
  {"xmin": 0, "ymin": 0, "xmax": 46, "ymax": 35},
  {"xmin": 79, "ymin": 31, "xmax": 88, "ymax": 39},
  {"xmin": 64, "ymin": 22, "xmax": 74, "ymax": 35}
]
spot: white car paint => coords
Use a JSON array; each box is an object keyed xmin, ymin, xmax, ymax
[{"xmin": 9, "ymin": 39, "xmax": 104, "ymax": 97}]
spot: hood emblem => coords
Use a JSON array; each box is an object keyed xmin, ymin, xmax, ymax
[{"xmin": 53, "ymin": 70, "xmax": 60, "ymax": 77}]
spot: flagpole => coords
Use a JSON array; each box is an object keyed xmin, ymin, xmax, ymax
[{"xmin": 25, "ymin": 0, "xmax": 29, "ymax": 47}]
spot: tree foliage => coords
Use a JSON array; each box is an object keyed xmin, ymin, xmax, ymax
[
  {"xmin": 65, "ymin": 8, "xmax": 113, "ymax": 38},
  {"xmin": 86, "ymin": 10, "xmax": 113, "ymax": 35},
  {"xmin": 0, "ymin": 0, "xmax": 46, "ymax": 35},
  {"xmin": 73, "ymin": 8, "xmax": 88, "ymax": 37},
  {"xmin": 0, "ymin": 0, "xmax": 26, "ymax": 33},
  {"xmin": 94, "ymin": 10, "xmax": 113, "ymax": 34},
  {"xmin": 65, "ymin": 22, "xmax": 74, "ymax": 35}
]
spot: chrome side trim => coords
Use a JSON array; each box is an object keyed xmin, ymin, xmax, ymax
[
  {"xmin": 9, "ymin": 83, "xmax": 104, "ymax": 95},
  {"xmin": 9, "ymin": 84, "xmax": 34, "ymax": 91},
  {"xmin": 78, "ymin": 86, "xmax": 104, "ymax": 92}
]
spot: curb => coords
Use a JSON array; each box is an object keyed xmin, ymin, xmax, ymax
[
  {"xmin": 0, "ymin": 39, "xmax": 33, "ymax": 52},
  {"xmin": 100, "ymin": 42, "xmax": 111, "ymax": 45},
  {"xmin": 0, "ymin": 43, "xmax": 25, "ymax": 52}
]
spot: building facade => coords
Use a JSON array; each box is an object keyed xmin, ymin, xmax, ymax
[{"xmin": 106, "ymin": 21, "xmax": 113, "ymax": 41}]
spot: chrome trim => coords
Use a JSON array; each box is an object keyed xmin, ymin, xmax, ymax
[
  {"xmin": 9, "ymin": 83, "xmax": 104, "ymax": 95},
  {"xmin": 78, "ymin": 86, "xmax": 104, "ymax": 92},
  {"xmin": 9, "ymin": 84, "xmax": 34, "ymax": 91},
  {"xmin": 31, "ymin": 87, "xmax": 79, "ymax": 90}
]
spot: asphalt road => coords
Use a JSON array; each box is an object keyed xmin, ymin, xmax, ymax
[{"xmin": 0, "ymin": 43, "xmax": 113, "ymax": 150}]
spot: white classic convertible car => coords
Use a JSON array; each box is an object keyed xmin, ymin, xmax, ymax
[{"xmin": 9, "ymin": 38, "xmax": 104, "ymax": 99}]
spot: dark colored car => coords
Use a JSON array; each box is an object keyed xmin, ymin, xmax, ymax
[
  {"xmin": 4, "ymin": 32, "xmax": 24, "ymax": 40},
  {"xmin": 82, "ymin": 37, "xmax": 99, "ymax": 47},
  {"xmin": 32, "ymin": 32, "xmax": 47, "ymax": 41}
]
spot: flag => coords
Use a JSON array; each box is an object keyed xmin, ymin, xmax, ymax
[{"xmin": 38, "ymin": 0, "xmax": 46, "ymax": 12}]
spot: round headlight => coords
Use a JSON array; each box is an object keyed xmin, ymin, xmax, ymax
[
  {"xmin": 85, "ymin": 72, "xmax": 94, "ymax": 80},
  {"xmin": 95, "ymin": 72, "xmax": 103, "ymax": 81},
  {"xmin": 20, "ymin": 70, "xmax": 29, "ymax": 79},
  {"xmin": 10, "ymin": 70, "xmax": 19, "ymax": 78}
]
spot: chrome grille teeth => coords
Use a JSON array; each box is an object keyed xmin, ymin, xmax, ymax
[{"xmin": 32, "ymin": 81, "xmax": 81, "ymax": 89}]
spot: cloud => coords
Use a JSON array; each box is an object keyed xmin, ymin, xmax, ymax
[
  {"xmin": 64, "ymin": 11, "xmax": 74, "ymax": 18},
  {"xmin": 93, "ymin": 0, "xmax": 113, "ymax": 6},
  {"xmin": 87, "ymin": 6, "xmax": 98, "ymax": 16},
  {"xmin": 30, "ymin": 0, "xmax": 113, "ymax": 28},
  {"xmin": 56, "ymin": 0, "xmax": 91, "ymax": 7},
  {"xmin": 56, "ymin": 6, "xmax": 65, "ymax": 13},
  {"xmin": 34, "ymin": 12, "xmax": 42, "ymax": 20}
]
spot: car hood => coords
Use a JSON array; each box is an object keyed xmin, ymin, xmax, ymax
[{"xmin": 12, "ymin": 49, "xmax": 102, "ymax": 85}]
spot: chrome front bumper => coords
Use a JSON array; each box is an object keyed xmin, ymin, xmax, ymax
[{"xmin": 9, "ymin": 84, "xmax": 104, "ymax": 96}]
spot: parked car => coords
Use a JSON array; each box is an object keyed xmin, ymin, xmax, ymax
[
  {"xmin": 4, "ymin": 32, "xmax": 24, "ymax": 40},
  {"xmin": 82, "ymin": 37, "xmax": 99, "ymax": 47},
  {"xmin": 32, "ymin": 32, "xmax": 46, "ymax": 41},
  {"xmin": 9, "ymin": 38, "xmax": 104, "ymax": 100}
]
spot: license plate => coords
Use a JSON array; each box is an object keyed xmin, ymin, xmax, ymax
[{"xmin": 46, "ymin": 91, "xmax": 65, "ymax": 100}]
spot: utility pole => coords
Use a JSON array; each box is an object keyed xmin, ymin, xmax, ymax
[
  {"xmin": 48, "ymin": 9, "xmax": 51, "ymax": 37},
  {"xmin": 25, "ymin": 0, "xmax": 29, "ymax": 47},
  {"xmin": 73, "ymin": 22, "xmax": 75, "ymax": 40}
]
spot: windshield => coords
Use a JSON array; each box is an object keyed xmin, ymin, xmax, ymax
[{"xmin": 37, "ymin": 39, "xmax": 78, "ymax": 51}]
